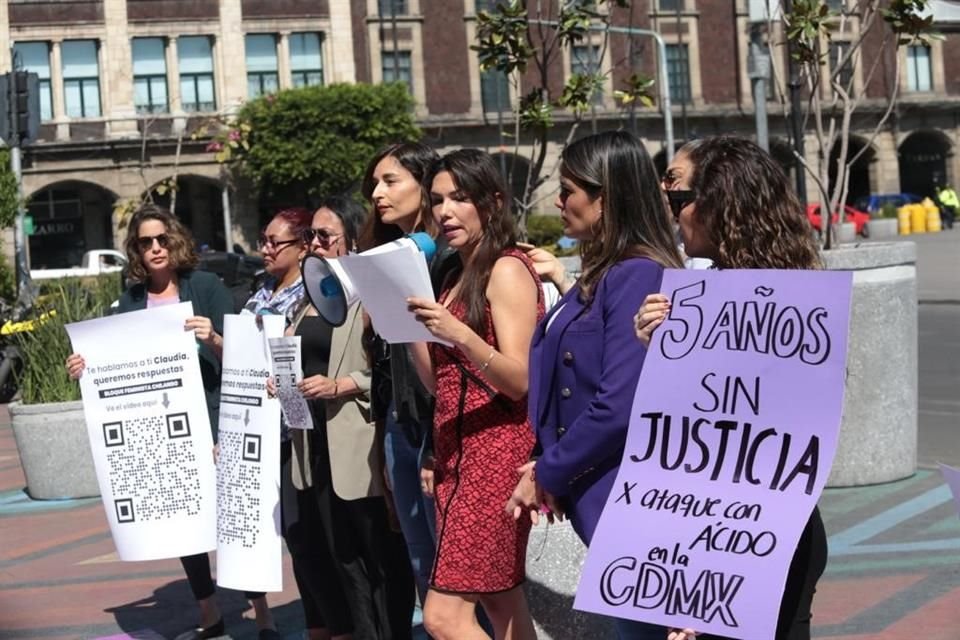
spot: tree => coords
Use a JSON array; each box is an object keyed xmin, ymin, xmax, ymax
[
  {"xmin": 207, "ymin": 82, "xmax": 420, "ymax": 204},
  {"xmin": 0, "ymin": 149, "xmax": 17, "ymax": 230},
  {"xmin": 776, "ymin": 0, "xmax": 936, "ymax": 247},
  {"xmin": 473, "ymin": 0, "xmax": 653, "ymax": 234}
]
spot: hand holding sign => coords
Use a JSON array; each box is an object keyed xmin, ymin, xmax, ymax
[{"xmin": 633, "ymin": 293, "xmax": 671, "ymax": 348}]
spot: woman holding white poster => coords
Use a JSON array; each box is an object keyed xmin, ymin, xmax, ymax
[
  {"xmin": 635, "ymin": 136, "xmax": 827, "ymax": 640},
  {"xmin": 65, "ymin": 204, "xmax": 277, "ymax": 640}
]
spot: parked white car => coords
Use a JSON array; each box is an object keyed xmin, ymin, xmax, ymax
[{"xmin": 30, "ymin": 249, "xmax": 127, "ymax": 281}]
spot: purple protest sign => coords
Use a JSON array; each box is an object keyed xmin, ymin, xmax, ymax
[{"xmin": 573, "ymin": 269, "xmax": 852, "ymax": 639}]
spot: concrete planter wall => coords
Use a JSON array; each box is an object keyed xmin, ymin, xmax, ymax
[
  {"xmin": 834, "ymin": 221, "xmax": 858, "ymax": 243},
  {"xmin": 869, "ymin": 217, "xmax": 900, "ymax": 240},
  {"xmin": 822, "ymin": 241, "xmax": 917, "ymax": 486},
  {"xmin": 10, "ymin": 400, "xmax": 100, "ymax": 499}
]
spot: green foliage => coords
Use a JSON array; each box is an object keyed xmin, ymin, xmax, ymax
[
  {"xmin": 879, "ymin": 202, "xmax": 899, "ymax": 219},
  {"xmin": 559, "ymin": 73, "xmax": 605, "ymax": 115},
  {"xmin": 219, "ymin": 83, "xmax": 420, "ymax": 201},
  {"xmin": 474, "ymin": 0, "xmax": 534, "ymax": 74},
  {"xmin": 614, "ymin": 73, "xmax": 656, "ymax": 107},
  {"xmin": 13, "ymin": 274, "xmax": 124, "ymax": 405},
  {"xmin": 526, "ymin": 214, "xmax": 566, "ymax": 248},
  {"xmin": 0, "ymin": 149, "xmax": 18, "ymax": 230},
  {"xmin": 0, "ymin": 256, "xmax": 15, "ymax": 301}
]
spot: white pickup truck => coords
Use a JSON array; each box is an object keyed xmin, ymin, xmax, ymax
[{"xmin": 30, "ymin": 249, "xmax": 127, "ymax": 281}]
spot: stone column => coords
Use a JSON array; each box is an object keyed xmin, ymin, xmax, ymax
[
  {"xmin": 49, "ymin": 40, "xmax": 70, "ymax": 142},
  {"xmin": 167, "ymin": 37, "xmax": 182, "ymax": 114},
  {"xmin": 327, "ymin": 0, "xmax": 357, "ymax": 82},
  {"xmin": 0, "ymin": 0, "xmax": 10, "ymax": 72},
  {"xmin": 103, "ymin": 0, "xmax": 138, "ymax": 136},
  {"xmin": 219, "ymin": 0, "xmax": 248, "ymax": 109},
  {"xmin": 278, "ymin": 32, "xmax": 292, "ymax": 90},
  {"xmin": 874, "ymin": 130, "xmax": 901, "ymax": 195}
]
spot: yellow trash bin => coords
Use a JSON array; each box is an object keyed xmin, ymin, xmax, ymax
[
  {"xmin": 922, "ymin": 198, "xmax": 942, "ymax": 233},
  {"xmin": 911, "ymin": 204, "xmax": 927, "ymax": 234},
  {"xmin": 898, "ymin": 207, "xmax": 912, "ymax": 235}
]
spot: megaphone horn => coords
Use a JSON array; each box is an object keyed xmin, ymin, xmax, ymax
[{"xmin": 301, "ymin": 254, "xmax": 359, "ymax": 327}]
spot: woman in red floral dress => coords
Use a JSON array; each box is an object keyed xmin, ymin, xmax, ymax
[{"xmin": 407, "ymin": 149, "xmax": 542, "ymax": 640}]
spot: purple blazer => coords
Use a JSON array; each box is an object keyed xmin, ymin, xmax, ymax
[{"xmin": 529, "ymin": 257, "xmax": 664, "ymax": 544}]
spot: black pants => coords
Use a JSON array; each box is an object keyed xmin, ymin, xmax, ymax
[
  {"xmin": 281, "ymin": 440, "xmax": 353, "ymax": 634},
  {"xmin": 313, "ymin": 430, "xmax": 415, "ymax": 640},
  {"xmin": 179, "ymin": 553, "xmax": 264, "ymax": 602},
  {"xmin": 699, "ymin": 506, "xmax": 828, "ymax": 640}
]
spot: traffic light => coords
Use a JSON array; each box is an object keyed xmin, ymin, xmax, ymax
[{"xmin": 0, "ymin": 71, "xmax": 41, "ymax": 146}]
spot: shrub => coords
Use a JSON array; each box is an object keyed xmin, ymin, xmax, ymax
[
  {"xmin": 879, "ymin": 202, "xmax": 899, "ymax": 219},
  {"xmin": 13, "ymin": 274, "xmax": 124, "ymax": 404},
  {"xmin": 526, "ymin": 214, "xmax": 566, "ymax": 248}
]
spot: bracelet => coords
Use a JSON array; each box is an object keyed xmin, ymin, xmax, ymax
[{"xmin": 479, "ymin": 349, "xmax": 496, "ymax": 371}]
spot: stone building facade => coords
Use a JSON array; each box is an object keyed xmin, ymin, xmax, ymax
[{"xmin": 1, "ymin": 0, "xmax": 959, "ymax": 267}]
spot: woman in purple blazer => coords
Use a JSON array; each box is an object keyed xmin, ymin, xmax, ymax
[{"xmin": 508, "ymin": 131, "xmax": 684, "ymax": 640}]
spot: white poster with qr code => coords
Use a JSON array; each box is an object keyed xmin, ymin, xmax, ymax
[
  {"xmin": 65, "ymin": 302, "xmax": 217, "ymax": 561},
  {"xmin": 216, "ymin": 313, "xmax": 285, "ymax": 592},
  {"xmin": 268, "ymin": 336, "xmax": 312, "ymax": 430}
]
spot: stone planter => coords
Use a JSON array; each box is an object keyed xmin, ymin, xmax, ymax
[
  {"xmin": 869, "ymin": 217, "xmax": 899, "ymax": 240},
  {"xmin": 525, "ymin": 520, "xmax": 612, "ymax": 639},
  {"xmin": 822, "ymin": 241, "xmax": 917, "ymax": 486},
  {"xmin": 833, "ymin": 221, "xmax": 858, "ymax": 243},
  {"xmin": 10, "ymin": 400, "xmax": 100, "ymax": 499}
]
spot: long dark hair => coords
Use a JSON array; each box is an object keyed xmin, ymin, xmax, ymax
[
  {"xmin": 682, "ymin": 136, "xmax": 821, "ymax": 269},
  {"xmin": 561, "ymin": 130, "xmax": 684, "ymax": 302},
  {"xmin": 426, "ymin": 148, "xmax": 517, "ymax": 335},
  {"xmin": 124, "ymin": 204, "xmax": 198, "ymax": 282},
  {"xmin": 358, "ymin": 141, "xmax": 439, "ymax": 250},
  {"xmin": 316, "ymin": 195, "xmax": 368, "ymax": 252}
]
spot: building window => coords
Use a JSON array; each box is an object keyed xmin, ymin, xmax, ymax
[
  {"xmin": 382, "ymin": 51, "xmax": 412, "ymax": 93},
  {"xmin": 665, "ymin": 43, "xmax": 691, "ymax": 105},
  {"xmin": 179, "ymin": 36, "xmax": 216, "ymax": 112},
  {"xmin": 658, "ymin": 0, "xmax": 681, "ymax": 11},
  {"xmin": 475, "ymin": 0, "xmax": 496, "ymax": 12},
  {"xmin": 246, "ymin": 34, "xmax": 279, "ymax": 98},
  {"xmin": 132, "ymin": 38, "xmax": 168, "ymax": 114},
  {"xmin": 571, "ymin": 44, "xmax": 604, "ymax": 105},
  {"xmin": 829, "ymin": 42, "xmax": 854, "ymax": 96},
  {"xmin": 378, "ymin": 0, "xmax": 408, "ymax": 15},
  {"xmin": 906, "ymin": 44, "xmax": 932, "ymax": 92},
  {"xmin": 480, "ymin": 69, "xmax": 510, "ymax": 113},
  {"xmin": 290, "ymin": 33, "xmax": 324, "ymax": 88},
  {"xmin": 62, "ymin": 40, "xmax": 101, "ymax": 118},
  {"xmin": 12, "ymin": 42, "xmax": 53, "ymax": 121}
]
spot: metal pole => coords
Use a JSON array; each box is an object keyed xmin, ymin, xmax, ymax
[
  {"xmin": 748, "ymin": 23, "xmax": 770, "ymax": 152},
  {"xmin": 528, "ymin": 21, "xmax": 675, "ymax": 162},
  {"xmin": 7, "ymin": 60, "xmax": 33, "ymax": 305},
  {"xmin": 221, "ymin": 182, "xmax": 234, "ymax": 253},
  {"xmin": 675, "ymin": 3, "xmax": 688, "ymax": 142},
  {"xmin": 782, "ymin": 0, "xmax": 807, "ymax": 205}
]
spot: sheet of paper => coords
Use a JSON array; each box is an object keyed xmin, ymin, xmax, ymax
[
  {"xmin": 215, "ymin": 314, "xmax": 285, "ymax": 593},
  {"xmin": 268, "ymin": 336, "xmax": 312, "ymax": 430},
  {"xmin": 574, "ymin": 269, "xmax": 853, "ymax": 639},
  {"xmin": 65, "ymin": 302, "xmax": 216, "ymax": 561},
  {"xmin": 338, "ymin": 242, "xmax": 448, "ymax": 344}
]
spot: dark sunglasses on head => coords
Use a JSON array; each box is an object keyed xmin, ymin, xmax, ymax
[
  {"xmin": 137, "ymin": 233, "xmax": 170, "ymax": 251},
  {"xmin": 666, "ymin": 190, "xmax": 697, "ymax": 217},
  {"xmin": 301, "ymin": 228, "xmax": 342, "ymax": 246}
]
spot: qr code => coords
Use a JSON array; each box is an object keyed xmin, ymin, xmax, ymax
[
  {"xmin": 217, "ymin": 430, "xmax": 263, "ymax": 548},
  {"xmin": 105, "ymin": 414, "xmax": 201, "ymax": 524}
]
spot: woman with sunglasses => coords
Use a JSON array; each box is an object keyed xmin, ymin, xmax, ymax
[
  {"xmin": 65, "ymin": 204, "xmax": 278, "ymax": 640},
  {"xmin": 282, "ymin": 195, "xmax": 414, "ymax": 640},
  {"xmin": 636, "ymin": 136, "xmax": 825, "ymax": 640},
  {"xmin": 243, "ymin": 207, "xmax": 313, "ymax": 322},
  {"xmin": 508, "ymin": 131, "xmax": 684, "ymax": 640}
]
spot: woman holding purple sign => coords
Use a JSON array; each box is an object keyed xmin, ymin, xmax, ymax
[
  {"xmin": 507, "ymin": 130, "xmax": 684, "ymax": 640},
  {"xmin": 636, "ymin": 136, "xmax": 826, "ymax": 640}
]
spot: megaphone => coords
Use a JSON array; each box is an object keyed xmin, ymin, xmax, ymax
[{"xmin": 302, "ymin": 232, "xmax": 437, "ymax": 327}]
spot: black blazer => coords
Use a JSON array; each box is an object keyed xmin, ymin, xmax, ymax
[{"xmin": 117, "ymin": 269, "xmax": 235, "ymax": 438}]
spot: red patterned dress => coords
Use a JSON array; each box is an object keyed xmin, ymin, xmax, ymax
[{"xmin": 429, "ymin": 249, "xmax": 544, "ymax": 593}]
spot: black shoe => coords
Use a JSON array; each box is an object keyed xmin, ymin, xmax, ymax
[{"xmin": 174, "ymin": 618, "xmax": 225, "ymax": 640}]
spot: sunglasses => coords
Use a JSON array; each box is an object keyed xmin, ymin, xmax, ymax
[
  {"xmin": 301, "ymin": 228, "xmax": 343, "ymax": 246},
  {"xmin": 666, "ymin": 190, "xmax": 697, "ymax": 218},
  {"xmin": 258, "ymin": 236, "xmax": 300, "ymax": 252},
  {"xmin": 137, "ymin": 234, "xmax": 170, "ymax": 252}
]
